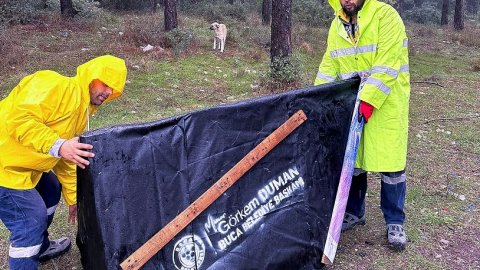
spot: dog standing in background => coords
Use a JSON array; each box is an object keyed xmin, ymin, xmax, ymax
[{"xmin": 209, "ymin": 22, "xmax": 227, "ymax": 53}]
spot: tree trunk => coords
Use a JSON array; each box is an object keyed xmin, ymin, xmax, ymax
[
  {"xmin": 270, "ymin": 0, "xmax": 291, "ymax": 60},
  {"xmin": 261, "ymin": 0, "xmax": 271, "ymax": 26},
  {"xmin": 453, "ymin": 0, "xmax": 465, "ymax": 31},
  {"xmin": 164, "ymin": 0, "xmax": 178, "ymax": 31},
  {"xmin": 270, "ymin": 0, "xmax": 292, "ymax": 82},
  {"xmin": 60, "ymin": 0, "xmax": 77, "ymax": 18},
  {"xmin": 441, "ymin": 0, "xmax": 449, "ymax": 26}
]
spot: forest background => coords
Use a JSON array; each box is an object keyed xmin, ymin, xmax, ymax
[{"xmin": 0, "ymin": 0, "xmax": 479, "ymax": 269}]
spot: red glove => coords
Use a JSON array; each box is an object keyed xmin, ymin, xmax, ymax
[{"xmin": 359, "ymin": 101, "xmax": 374, "ymax": 123}]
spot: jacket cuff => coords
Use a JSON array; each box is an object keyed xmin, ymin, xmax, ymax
[{"xmin": 49, "ymin": 138, "xmax": 66, "ymax": 158}]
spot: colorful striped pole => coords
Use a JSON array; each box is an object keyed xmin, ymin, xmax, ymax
[{"xmin": 322, "ymin": 94, "xmax": 364, "ymax": 264}]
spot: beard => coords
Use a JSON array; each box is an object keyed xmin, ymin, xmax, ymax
[{"xmin": 342, "ymin": 1, "xmax": 365, "ymax": 17}]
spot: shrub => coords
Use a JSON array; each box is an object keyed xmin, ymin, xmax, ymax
[
  {"xmin": 182, "ymin": 1, "xmax": 251, "ymax": 23},
  {"xmin": 229, "ymin": 23, "xmax": 270, "ymax": 49},
  {"xmin": 0, "ymin": 0, "xmax": 103, "ymax": 25},
  {"xmin": 43, "ymin": 0, "xmax": 104, "ymax": 20},
  {"xmin": 404, "ymin": 2, "xmax": 441, "ymax": 25},
  {"xmin": 402, "ymin": 0, "xmax": 416, "ymax": 11},
  {"xmin": 447, "ymin": 26, "xmax": 480, "ymax": 48},
  {"xmin": 99, "ymin": 0, "xmax": 154, "ymax": 11},
  {"xmin": 269, "ymin": 54, "xmax": 303, "ymax": 83},
  {"xmin": 219, "ymin": 2, "xmax": 248, "ymax": 22},
  {"xmin": 292, "ymin": 0, "xmax": 332, "ymax": 28},
  {"xmin": 0, "ymin": 0, "xmax": 42, "ymax": 25},
  {"xmin": 123, "ymin": 19, "xmax": 165, "ymax": 47},
  {"xmin": 412, "ymin": 25, "xmax": 436, "ymax": 38},
  {"xmin": 164, "ymin": 29, "xmax": 194, "ymax": 56}
]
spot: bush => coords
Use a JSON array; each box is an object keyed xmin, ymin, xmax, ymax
[
  {"xmin": 0, "ymin": 0, "xmax": 42, "ymax": 25},
  {"xmin": 122, "ymin": 19, "xmax": 165, "ymax": 47},
  {"xmin": 269, "ymin": 54, "xmax": 303, "ymax": 83},
  {"xmin": 228, "ymin": 23, "xmax": 270, "ymax": 49},
  {"xmin": 44, "ymin": 0, "xmax": 103, "ymax": 19},
  {"xmin": 412, "ymin": 25, "xmax": 436, "ymax": 38},
  {"xmin": 0, "ymin": 0, "xmax": 103, "ymax": 25},
  {"xmin": 402, "ymin": 0, "xmax": 415, "ymax": 11},
  {"xmin": 99, "ymin": 0, "xmax": 154, "ymax": 11},
  {"xmin": 121, "ymin": 18, "xmax": 195, "ymax": 56},
  {"xmin": 164, "ymin": 29, "xmax": 194, "ymax": 56},
  {"xmin": 448, "ymin": 27, "xmax": 480, "ymax": 48},
  {"xmin": 292, "ymin": 0, "xmax": 332, "ymax": 28},
  {"xmin": 182, "ymin": 1, "xmax": 251, "ymax": 22},
  {"xmin": 404, "ymin": 2, "xmax": 441, "ymax": 25}
]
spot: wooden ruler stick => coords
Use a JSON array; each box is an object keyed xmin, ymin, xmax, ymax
[{"xmin": 120, "ymin": 110, "xmax": 307, "ymax": 270}]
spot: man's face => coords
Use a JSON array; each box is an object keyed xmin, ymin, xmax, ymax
[
  {"xmin": 89, "ymin": 79, "xmax": 113, "ymax": 106},
  {"xmin": 340, "ymin": 0, "xmax": 365, "ymax": 17}
]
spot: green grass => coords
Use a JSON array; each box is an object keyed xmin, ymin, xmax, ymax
[
  {"xmin": 89, "ymin": 53, "xmax": 270, "ymax": 129},
  {"xmin": 410, "ymin": 53, "xmax": 477, "ymax": 80}
]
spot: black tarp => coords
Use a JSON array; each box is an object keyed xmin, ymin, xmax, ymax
[{"xmin": 77, "ymin": 78, "xmax": 360, "ymax": 270}]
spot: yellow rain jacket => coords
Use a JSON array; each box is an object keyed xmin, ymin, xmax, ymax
[
  {"xmin": 0, "ymin": 55, "xmax": 127, "ymax": 205},
  {"xmin": 315, "ymin": 0, "xmax": 410, "ymax": 172}
]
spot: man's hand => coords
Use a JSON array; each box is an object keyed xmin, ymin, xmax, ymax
[
  {"xmin": 359, "ymin": 101, "xmax": 374, "ymax": 123},
  {"xmin": 59, "ymin": 137, "xmax": 95, "ymax": 169},
  {"xmin": 68, "ymin": 204, "xmax": 77, "ymax": 224}
]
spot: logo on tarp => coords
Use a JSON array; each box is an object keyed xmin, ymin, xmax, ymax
[
  {"xmin": 172, "ymin": 234, "xmax": 205, "ymax": 270},
  {"xmin": 203, "ymin": 166, "xmax": 305, "ymax": 251}
]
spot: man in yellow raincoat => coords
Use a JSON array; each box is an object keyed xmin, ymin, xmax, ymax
[
  {"xmin": 0, "ymin": 55, "xmax": 127, "ymax": 269},
  {"xmin": 315, "ymin": 0, "xmax": 410, "ymax": 250}
]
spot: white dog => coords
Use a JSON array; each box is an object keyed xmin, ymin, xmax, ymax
[{"xmin": 209, "ymin": 22, "xmax": 227, "ymax": 53}]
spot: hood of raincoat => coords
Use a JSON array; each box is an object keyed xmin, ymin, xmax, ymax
[
  {"xmin": 328, "ymin": 0, "xmax": 342, "ymax": 12},
  {"xmin": 75, "ymin": 54, "xmax": 127, "ymax": 106}
]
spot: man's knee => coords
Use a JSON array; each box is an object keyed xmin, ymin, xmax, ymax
[
  {"xmin": 37, "ymin": 172, "xmax": 62, "ymax": 208},
  {"xmin": 7, "ymin": 195, "xmax": 48, "ymax": 244},
  {"xmin": 39, "ymin": 172, "xmax": 61, "ymax": 195},
  {"xmin": 17, "ymin": 210, "xmax": 48, "ymax": 241}
]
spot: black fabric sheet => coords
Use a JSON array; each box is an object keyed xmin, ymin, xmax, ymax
[{"xmin": 77, "ymin": 78, "xmax": 360, "ymax": 270}]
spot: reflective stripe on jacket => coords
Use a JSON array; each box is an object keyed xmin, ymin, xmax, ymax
[
  {"xmin": 0, "ymin": 55, "xmax": 127, "ymax": 205},
  {"xmin": 315, "ymin": 0, "xmax": 410, "ymax": 172}
]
